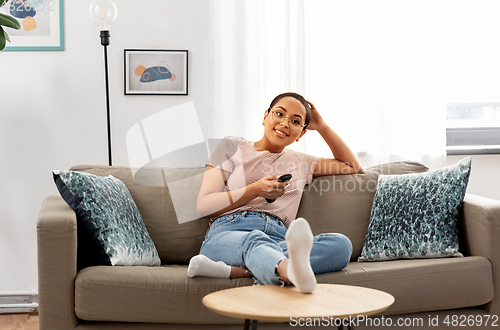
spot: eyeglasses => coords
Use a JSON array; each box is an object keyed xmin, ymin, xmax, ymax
[{"xmin": 269, "ymin": 109, "xmax": 306, "ymax": 131}]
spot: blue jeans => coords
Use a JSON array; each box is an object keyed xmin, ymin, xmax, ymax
[{"xmin": 200, "ymin": 211, "xmax": 353, "ymax": 285}]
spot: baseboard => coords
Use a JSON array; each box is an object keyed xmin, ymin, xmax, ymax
[{"xmin": 0, "ymin": 292, "xmax": 38, "ymax": 314}]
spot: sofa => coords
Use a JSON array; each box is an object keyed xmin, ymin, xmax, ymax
[{"xmin": 37, "ymin": 161, "xmax": 500, "ymax": 330}]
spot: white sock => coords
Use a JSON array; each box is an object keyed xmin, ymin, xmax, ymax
[
  {"xmin": 285, "ymin": 218, "xmax": 317, "ymax": 293},
  {"xmin": 187, "ymin": 255, "xmax": 231, "ymax": 278}
]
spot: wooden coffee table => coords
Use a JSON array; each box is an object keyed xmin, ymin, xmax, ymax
[{"xmin": 202, "ymin": 284, "xmax": 395, "ymax": 330}]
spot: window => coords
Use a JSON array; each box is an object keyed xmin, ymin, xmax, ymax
[{"xmin": 446, "ymin": 103, "xmax": 500, "ymax": 155}]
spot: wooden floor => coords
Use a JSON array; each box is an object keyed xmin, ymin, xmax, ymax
[{"xmin": 0, "ymin": 313, "xmax": 39, "ymax": 330}]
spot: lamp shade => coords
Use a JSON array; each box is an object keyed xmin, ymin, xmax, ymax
[{"xmin": 89, "ymin": 0, "xmax": 118, "ymax": 31}]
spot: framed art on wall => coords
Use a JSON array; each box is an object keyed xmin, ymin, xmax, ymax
[
  {"xmin": 124, "ymin": 49, "xmax": 188, "ymax": 95},
  {"xmin": 1, "ymin": 0, "xmax": 64, "ymax": 51}
]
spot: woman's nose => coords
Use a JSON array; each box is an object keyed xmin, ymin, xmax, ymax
[{"xmin": 280, "ymin": 116, "xmax": 290, "ymax": 127}]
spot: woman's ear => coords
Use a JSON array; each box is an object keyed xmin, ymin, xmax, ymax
[
  {"xmin": 262, "ymin": 109, "xmax": 269, "ymax": 126},
  {"xmin": 296, "ymin": 129, "xmax": 307, "ymax": 142}
]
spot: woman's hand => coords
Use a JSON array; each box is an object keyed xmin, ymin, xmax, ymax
[
  {"xmin": 250, "ymin": 175, "xmax": 289, "ymax": 201},
  {"xmin": 305, "ymin": 100, "xmax": 364, "ymax": 176},
  {"xmin": 305, "ymin": 100, "xmax": 326, "ymax": 132},
  {"xmin": 197, "ymin": 169, "xmax": 291, "ymax": 218}
]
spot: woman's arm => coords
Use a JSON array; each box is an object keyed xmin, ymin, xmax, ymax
[
  {"xmin": 196, "ymin": 167, "xmax": 288, "ymax": 219},
  {"xmin": 306, "ymin": 101, "xmax": 363, "ymax": 177}
]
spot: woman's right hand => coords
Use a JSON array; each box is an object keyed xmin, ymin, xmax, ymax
[
  {"xmin": 250, "ymin": 175, "xmax": 290, "ymax": 201},
  {"xmin": 197, "ymin": 169, "xmax": 290, "ymax": 219}
]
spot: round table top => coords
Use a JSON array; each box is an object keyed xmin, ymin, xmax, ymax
[{"xmin": 202, "ymin": 283, "xmax": 395, "ymax": 322}]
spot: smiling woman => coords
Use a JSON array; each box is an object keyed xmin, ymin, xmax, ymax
[
  {"xmin": 188, "ymin": 92, "xmax": 362, "ymax": 293},
  {"xmin": 255, "ymin": 94, "xmax": 310, "ymax": 153}
]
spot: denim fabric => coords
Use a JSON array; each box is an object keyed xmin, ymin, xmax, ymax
[{"xmin": 200, "ymin": 211, "xmax": 353, "ymax": 285}]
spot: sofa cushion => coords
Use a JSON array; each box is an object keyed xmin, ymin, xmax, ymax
[
  {"xmin": 70, "ymin": 165, "xmax": 209, "ymax": 265},
  {"xmin": 53, "ymin": 170, "xmax": 161, "ymax": 270},
  {"xmin": 297, "ymin": 161, "xmax": 429, "ymax": 261},
  {"xmin": 322, "ymin": 256, "xmax": 493, "ymax": 316},
  {"xmin": 75, "ymin": 265, "xmax": 254, "ymax": 324},
  {"xmin": 359, "ymin": 157, "xmax": 471, "ymax": 262},
  {"xmin": 74, "ymin": 256, "xmax": 492, "ymax": 323}
]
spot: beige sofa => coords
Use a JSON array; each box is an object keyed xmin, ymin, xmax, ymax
[{"xmin": 37, "ymin": 162, "xmax": 500, "ymax": 329}]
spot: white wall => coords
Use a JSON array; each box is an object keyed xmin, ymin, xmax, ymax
[
  {"xmin": 0, "ymin": 0, "xmax": 212, "ymax": 293},
  {"xmin": 447, "ymin": 155, "xmax": 500, "ymax": 202}
]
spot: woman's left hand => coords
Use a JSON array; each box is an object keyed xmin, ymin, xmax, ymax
[{"xmin": 305, "ymin": 100, "xmax": 325, "ymax": 131}]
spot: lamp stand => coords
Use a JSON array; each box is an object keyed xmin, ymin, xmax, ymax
[{"xmin": 100, "ymin": 30, "xmax": 112, "ymax": 166}]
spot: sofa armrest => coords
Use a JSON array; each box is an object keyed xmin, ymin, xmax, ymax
[
  {"xmin": 37, "ymin": 195, "xmax": 79, "ymax": 330},
  {"xmin": 461, "ymin": 194, "xmax": 500, "ymax": 315}
]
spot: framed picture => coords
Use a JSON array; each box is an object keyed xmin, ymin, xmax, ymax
[
  {"xmin": 124, "ymin": 49, "xmax": 188, "ymax": 95},
  {"xmin": 2, "ymin": 0, "xmax": 64, "ymax": 51}
]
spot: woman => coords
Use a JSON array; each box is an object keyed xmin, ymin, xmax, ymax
[{"xmin": 188, "ymin": 92, "xmax": 363, "ymax": 293}]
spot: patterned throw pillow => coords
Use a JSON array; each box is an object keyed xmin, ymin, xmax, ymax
[
  {"xmin": 53, "ymin": 170, "xmax": 161, "ymax": 270},
  {"xmin": 358, "ymin": 157, "xmax": 471, "ymax": 262}
]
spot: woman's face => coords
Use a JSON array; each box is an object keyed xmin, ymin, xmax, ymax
[{"xmin": 263, "ymin": 96, "xmax": 307, "ymax": 149}]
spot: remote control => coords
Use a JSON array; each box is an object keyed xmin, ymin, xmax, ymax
[{"xmin": 266, "ymin": 173, "xmax": 292, "ymax": 203}]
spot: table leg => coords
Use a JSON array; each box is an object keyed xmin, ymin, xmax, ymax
[
  {"xmin": 338, "ymin": 321, "xmax": 354, "ymax": 330},
  {"xmin": 244, "ymin": 319, "xmax": 258, "ymax": 330}
]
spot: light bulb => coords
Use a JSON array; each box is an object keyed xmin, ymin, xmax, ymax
[{"xmin": 89, "ymin": 0, "xmax": 118, "ymax": 31}]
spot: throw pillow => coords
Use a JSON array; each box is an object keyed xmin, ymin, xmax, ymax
[
  {"xmin": 53, "ymin": 170, "xmax": 161, "ymax": 270},
  {"xmin": 358, "ymin": 157, "xmax": 471, "ymax": 262}
]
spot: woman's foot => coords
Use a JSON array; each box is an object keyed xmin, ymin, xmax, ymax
[
  {"xmin": 284, "ymin": 218, "xmax": 316, "ymax": 293},
  {"xmin": 187, "ymin": 255, "xmax": 252, "ymax": 279},
  {"xmin": 187, "ymin": 255, "xmax": 231, "ymax": 278}
]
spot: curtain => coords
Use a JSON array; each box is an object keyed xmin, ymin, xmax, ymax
[
  {"xmin": 303, "ymin": 1, "xmax": 450, "ymax": 169},
  {"xmin": 208, "ymin": 0, "xmax": 308, "ymax": 152},
  {"xmin": 209, "ymin": 0, "xmax": 500, "ymax": 169}
]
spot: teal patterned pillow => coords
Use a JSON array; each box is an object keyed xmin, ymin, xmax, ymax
[
  {"xmin": 359, "ymin": 157, "xmax": 471, "ymax": 262},
  {"xmin": 53, "ymin": 170, "xmax": 161, "ymax": 270}
]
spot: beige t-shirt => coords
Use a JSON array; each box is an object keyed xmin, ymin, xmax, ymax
[{"xmin": 207, "ymin": 136, "xmax": 318, "ymax": 228}]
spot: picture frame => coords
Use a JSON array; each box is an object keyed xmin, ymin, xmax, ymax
[
  {"xmin": 2, "ymin": 0, "xmax": 64, "ymax": 51},
  {"xmin": 124, "ymin": 49, "xmax": 188, "ymax": 95}
]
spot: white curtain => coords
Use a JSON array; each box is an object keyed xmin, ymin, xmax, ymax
[
  {"xmin": 208, "ymin": 0, "xmax": 500, "ymax": 169},
  {"xmin": 208, "ymin": 0, "xmax": 308, "ymax": 151},
  {"xmin": 303, "ymin": 1, "xmax": 450, "ymax": 169}
]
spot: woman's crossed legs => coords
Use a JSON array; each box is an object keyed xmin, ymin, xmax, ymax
[{"xmin": 188, "ymin": 213, "xmax": 352, "ymax": 293}]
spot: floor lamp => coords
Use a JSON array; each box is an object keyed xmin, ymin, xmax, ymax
[{"xmin": 89, "ymin": 0, "xmax": 118, "ymax": 166}]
